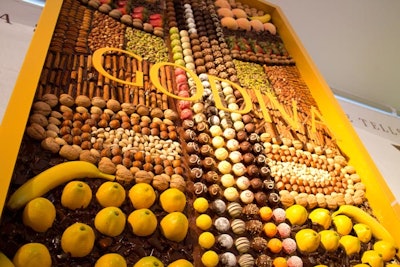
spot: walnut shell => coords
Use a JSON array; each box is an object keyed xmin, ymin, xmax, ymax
[
  {"xmin": 41, "ymin": 137, "xmax": 60, "ymax": 153},
  {"xmin": 26, "ymin": 123, "xmax": 47, "ymax": 140},
  {"xmin": 41, "ymin": 93, "xmax": 58, "ymax": 108},
  {"xmin": 59, "ymin": 144, "xmax": 80, "ymax": 160},
  {"xmin": 98, "ymin": 157, "xmax": 117, "ymax": 174},
  {"xmin": 134, "ymin": 170, "xmax": 154, "ymax": 184},
  {"xmin": 32, "ymin": 101, "xmax": 52, "ymax": 116},
  {"xmin": 152, "ymin": 174, "xmax": 170, "ymax": 191},
  {"xmin": 59, "ymin": 94, "xmax": 75, "ymax": 107},
  {"xmin": 116, "ymin": 164, "xmax": 134, "ymax": 184}
]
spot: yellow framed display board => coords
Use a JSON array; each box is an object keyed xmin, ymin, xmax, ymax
[{"xmin": 0, "ymin": 0, "xmax": 399, "ymax": 259}]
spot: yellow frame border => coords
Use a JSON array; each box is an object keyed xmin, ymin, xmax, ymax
[
  {"xmin": 0, "ymin": 0, "xmax": 399, "ymax": 245},
  {"xmin": 0, "ymin": 0, "xmax": 63, "ymax": 217}
]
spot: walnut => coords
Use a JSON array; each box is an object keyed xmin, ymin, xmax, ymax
[
  {"xmin": 294, "ymin": 193, "xmax": 308, "ymax": 207},
  {"xmin": 325, "ymin": 195, "xmax": 337, "ymax": 210},
  {"xmin": 98, "ymin": 157, "xmax": 116, "ymax": 174},
  {"xmin": 32, "ymin": 101, "xmax": 52, "ymax": 116},
  {"xmin": 152, "ymin": 174, "xmax": 170, "ymax": 191},
  {"xmin": 29, "ymin": 113, "xmax": 48, "ymax": 127},
  {"xmin": 41, "ymin": 137, "xmax": 60, "ymax": 153},
  {"xmin": 134, "ymin": 170, "xmax": 154, "ymax": 184},
  {"xmin": 121, "ymin": 103, "xmax": 135, "ymax": 114},
  {"xmin": 26, "ymin": 123, "xmax": 47, "ymax": 140},
  {"xmin": 92, "ymin": 96, "xmax": 106, "ymax": 108},
  {"xmin": 59, "ymin": 144, "xmax": 80, "ymax": 160},
  {"xmin": 59, "ymin": 94, "xmax": 75, "ymax": 107},
  {"xmin": 41, "ymin": 93, "xmax": 58, "ymax": 107},
  {"xmin": 115, "ymin": 164, "xmax": 134, "ymax": 184},
  {"xmin": 169, "ymin": 174, "xmax": 186, "ymax": 192},
  {"xmin": 107, "ymin": 99, "xmax": 121, "ymax": 112},
  {"xmin": 280, "ymin": 193, "xmax": 295, "ymax": 208},
  {"xmin": 307, "ymin": 194, "xmax": 318, "ymax": 209},
  {"xmin": 79, "ymin": 150, "xmax": 98, "ymax": 164},
  {"xmin": 75, "ymin": 95, "xmax": 91, "ymax": 108}
]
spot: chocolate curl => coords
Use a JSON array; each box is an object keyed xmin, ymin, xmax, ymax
[
  {"xmin": 79, "ymin": 54, "xmax": 85, "ymax": 68},
  {"xmin": 105, "ymin": 55, "xmax": 112, "ymax": 70},
  {"xmin": 55, "ymin": 70, "xmax": 62, "ymax": 87},
  {"xmin": 103, "ymin": 84, "xmax": 110, "ymax": 101},
  {"xmin": 67, "ymin": 83, "xmax": 74, "ymax": 97},
  {"xmin": 49, "ymin": 69, "xmax": 56, "ymax": 85},
  {"xmin": 138, "ymin": 88, "xmax": 145, "ymax": 106},
  {"xmin": 45, "ymin": 52, "xmax": 53, "ymax": 69},
  {"xmin": 86, "ymin": 55, "xmax": 92, "ymax": 71},
  {"xmin": 54, "ymin": 52, "xmax": 61, "ymax": 69},
  {"xmin": 62, "ymin": 70, "xmax": 69, "ymax": 87},
  {"xmin": 89, "ymin": 81, "xmax": 96, "ymax": 99},
  {"xmin": 119, "ymin": 55, "xmax": 125, "ymax": 71},
  {"xmin": 133, "ymin": 87, "xmax": 139, "ymax": 106},
  {"xmin": 151, "ymin": 92, "xmax": 157, "ymax": 108},
  {"xmin": 39, "ymin": 69, "xmax": 49, "ymax": 86},
  {"xmin": 126, "ymin": 56, "xmax": 132, "ymax": 74},
  {"xmin": 124, "ymin": 77, "xmax": 132, "ymax": 103},
  {"xmin": 166, "ymin": 65, "xmax": 174, "ymax": 94},
  {"xmin": 76, "ymin": 67, "xmax": 83, "ymax": 96},
  {"xmin": 82, "ymin": 80, "xmax": 88, "ymax": 96}
]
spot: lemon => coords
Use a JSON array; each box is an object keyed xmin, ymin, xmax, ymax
[
  {"xmin": 95, "ymin": 253, "xmax": 127, "ymax": 267},
  {"xmin": 308, "ymin": 208, "xmax": 331, "ymax": 229},
  {"xmin": 361, "ymin": 250, "xmax": 384, "ymax": 267},
  {"xmin": 167, "ymin": 259, "xmax": 194, "ymax": 267},
  {"xmin": 61, "ymin": 222, "xmax": 95, "ymax": 257},
  {"xmin": 95, "ymin": 207, "xmax": 126, "ymax": 237},
  {"xmin": 295, "ymin": 228, "xmax": 320, "ymax": 253},
  {"xmin": 22, "ymin": 197, "xmax": 56, "ymax": 232},
  {"xmin": 13, "ymin": 243, "xmax": 51, "ymax": 267},
  {"xmin": 373, "ymin": 240, "xmax": 397, "ymax": 261},
  {"xmin": 159, "ymin": 188, "xmax": 186, "ymax": 213},
  {"xmin": 353, "ymin": 223, "xmax": 372, "ymax": 243},
  {"xmin": 128, "ymin": 208, "xmax": 157, "ymax": 237},
  {"xmin": 319, "ymin": 230, "xmax": 340, "ymax": 252},
  {"xmin": 129, "ymin": 183, "xmax": 156, "ymax": 209},
  {"xmin": 61, "ymin": 181, "xmax": 92, "ymax": 210},
  {"xmin": 339, "ymin": 235, "xmax": 361, "ymax": 256},
  {"xmin": 201, "ymin": 250, "xmax": 219, "ymax": 267},
  {"xmin": 0, "ymin": 252, "xmax": 14, "ymax": 267},
  {"xmin": 134, "ymin": 256, "xmax": 164, "ymax": 267},
  {"xmin": 96, "ymin": 181, "xmax": 126, "ymax": 207},
  {"xmin": 193, "ymin": 197, "xmax": 209, "ymax": 213},
  {"xmin": 160, "ymin": 212, "xmax": 188, "ymax": 242},
  {"xmin": 285, "ymin": 204, "xmax": 308, "ymax": 226},
  {"xmin": 196, "ymin": 214, "xmax": 213, "ymax": 230},
  {"xmin": 198, "ymin": 232, "xmax": 216, "ymax": 249},
  {"xmin": 332, "ymin": 215, "xmax": 353, "ymax": 235}
]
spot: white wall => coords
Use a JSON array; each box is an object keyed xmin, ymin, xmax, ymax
[{"xmin": 0, "ymin": 20, "xmax": 35, "ymax": 124}]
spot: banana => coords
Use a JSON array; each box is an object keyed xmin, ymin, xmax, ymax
[
  {"xmin": 332, "ymin": 205, "xmax": 397, "ymax": 248},
  {"xmin": 7, "ymin": 161, "xmax": 115, "ymax": 210},
  {"xmin": 248, "ymin": 13, "xmax": 271, "ymax": 24}
]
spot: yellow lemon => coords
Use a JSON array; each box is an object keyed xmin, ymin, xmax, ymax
[
  {"xmin": 193, "ymin": 197, "xmax": 209, "ymax": 213},
  {"xmin": 0, "ymin": 252, "xmax": 14, "ymax": 267},
  {"xmin": 373, "ymin": 240, "xmax": 397, "ymax": 261},
  {"xmin": 308, "ymin": 208, "xmax": 331, "ymax": 229},
  {"xmin": 160, "ymin": 212, "xmax": 188, "ymax": 242},
  {"xmin": 295, "ymin": 228, "xmax": 320, "ymax": 253},
  {"xmin": 201, "ymin": 250, "xmax": 219, "ymax": 267},
  {"xmin": 319, "ymin": 230, "xmax": 340, "ymax": 252},
  {"xmin": 198, "ymin": 232, "xmax": 216, "ymax": 249},
  {"xmin": 13, "ymin": 243, "xmax": 51, "ymax": 267},
  {"xmin": 159, "ymin": 188, "xmax": 186, "ymax": 213},
  {"xmin": 94, "ymin": 207, "xmax": 126, "ymax": 237},
  {"xmin": 95, "ymin": 253, "xmax": 127, "ymax": 267},
  {"xmin": 285, "ymin": 204, "xmax": 308, "ymax": 226},
  {"xmin": 61, "ymin": 181, "xmax": 92, "ymax": 210},
  {"xmin": 22, "ymin": 197, "xmax": 56, "ymax": 233},
  {"xmin": 361, "ymin": 250, "xmax": 384, "ymax": 267},
  {"xmin": 332, "ymin": 215, "xmax": 353, "ymax": 236},
  {"xmin": 134, "ymin": 256, "xmax": 164, "ymax": 267},
  {"xmin": 167, "ymin": 259, "xmax": 193, "ymax": 267},
  {"xmin": 61, "ymin": 222, "xmax": 95, "ymax": 257},
  {"xmin": 128, "ymin": 208, "xmax": 157, "ymax": 237},
  {"xmin": 196, "ymin": 214, "xmax": 213, "ymax": 230},
  {"xmin": 339, "ymin": 235, "xmax": 361, "ymax": 256},
  {"xmin": 353, "ymin": 223, "xmax": 372, "ymax": 243},
  {"xmin": 129, "ymin": 183, "xmax": 156, "ymax": 209},
  {"xmin": 96, "ymin": 181, "xmax": 126, "ymax": 207}
]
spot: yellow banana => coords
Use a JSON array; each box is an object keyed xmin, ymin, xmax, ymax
[
  {"xmin": 249, "ymin": 13, "xmax": 271, "ymax": 24},
  {"xmin": 332, "ymin": 205, "xmax": 397, "ymax": 248},
  {"xmin": 7, "ymin": 161, "xmax": 115, "ymax": 210}
]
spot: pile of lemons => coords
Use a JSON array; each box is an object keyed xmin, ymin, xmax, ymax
[{"xmin": 5, "ymin": 180, "xmax": 193, "ymax": 267}]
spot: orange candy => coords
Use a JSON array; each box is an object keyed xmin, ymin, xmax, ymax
[
  {"xmin": 273, "ymin": 257, "xmax": 288, "ymax": 267},
  {"xmin": 263, "ymin": 222, "xmax": 278, "ymax": 238},
  {"xmin": 259, "ymin": 206, "xmax": 273, "ymax": 221},
  {"xmin": 268, "ymin": 238, "xmax": 283, "ymax": 254}
]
